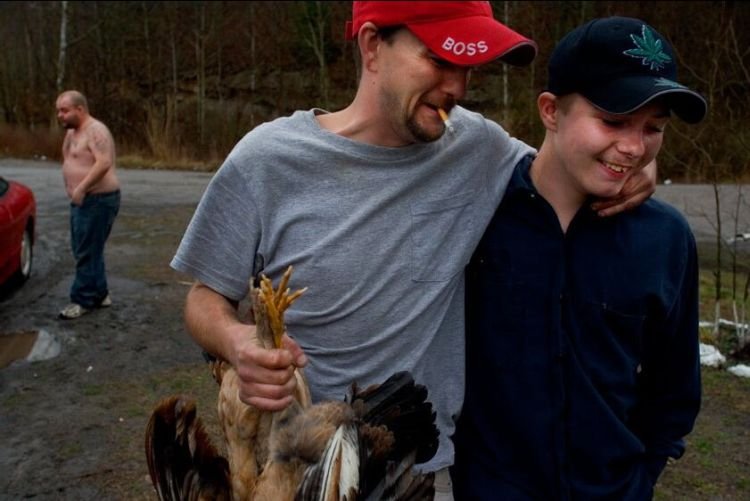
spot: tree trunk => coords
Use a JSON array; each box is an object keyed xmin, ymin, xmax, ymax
[
  {"xmin": 56, "ymin": 0, "xmax": 68, "ymax": 94},
  {"xmin": 195, "ymin": 2, "xmax": 207, "ymax": 151},
  {"xmin": 249, "ymin": 2, "xmax": 256, "ymax": 128},
  {"xmin": 713, "ymin": 182, "xmax": 722, "ymax": 338},
  {"xmin": 92, "ymin": 2, "xmax": 108, "ymax": 109},
  {"xmin": 303, "ymin": 1, "xmax": 329, "ymax": 109},
  {"xmin": 502, "ymin": 1, "xmax": 509, "ymax": 123},
  {"xmin": 142, "ymin": 2, "xmax": 154, "ymax": 96}
]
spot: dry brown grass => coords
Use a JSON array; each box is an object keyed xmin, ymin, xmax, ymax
[
  {"xmin": 1, "ymin": 124, "xmax": 220, "ymax": 172},
  {"xmin": 117, "ymin": 153, "xmax": 219, "ymax": 172},
  {"xmin": 0, "ymin": 123, "xmax": 62, "ymax": 161}
]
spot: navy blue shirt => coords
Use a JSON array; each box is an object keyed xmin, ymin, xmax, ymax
[{"xmin": 452, "ymin": 155, "xmax": 701, "ymax": 500}]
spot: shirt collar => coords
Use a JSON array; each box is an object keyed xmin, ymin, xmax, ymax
[{"xmin": 506, "ymin": 154, "xmax": 538, "ymax": 198}]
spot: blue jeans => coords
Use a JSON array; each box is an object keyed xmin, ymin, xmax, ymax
[{"xmin": 69, "ymin": 190, "xmax": 120, "ymax": 308}]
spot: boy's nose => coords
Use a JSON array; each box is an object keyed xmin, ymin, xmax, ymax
[{"xmin": 617, "ymin": 129, "xmax": 646, "ymax": 159}]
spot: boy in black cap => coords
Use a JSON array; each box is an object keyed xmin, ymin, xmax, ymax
[{"xmin": 453, "ymin": 17, "xmax": 705, "ymax": 500}]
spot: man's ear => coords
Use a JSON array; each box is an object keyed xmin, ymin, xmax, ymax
[
  {"xmin": 358, "ymin": 22, "xmax": 381, "ymax": 73},
  {"xmin": 537, "ymin": 92, "xmax": 559, "ymax": 132}
]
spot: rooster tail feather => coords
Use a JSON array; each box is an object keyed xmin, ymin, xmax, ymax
[
  {"xmin": 352, "ymin": 371, "xmax": 439, "ymax": 466},
  {"xmin": 351, "ymin": 371, "xmax": 439, "ymax": 500},
  {"xmin": 361, "ymin": 450, "xmax": 436, "ymax": 501},
  {"xmin": 145, "ymin": 395, "xmax": 231, "ymax": 501}
]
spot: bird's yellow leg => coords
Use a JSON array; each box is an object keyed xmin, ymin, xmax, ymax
[{"xmin": 257, "ymin": 266, "xmax": 307, "ymax": 348}]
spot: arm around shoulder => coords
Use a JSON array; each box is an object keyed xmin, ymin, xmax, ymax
[{"xmin": 591, "ymin": 159, "xmax": 658, "ymax": 216}]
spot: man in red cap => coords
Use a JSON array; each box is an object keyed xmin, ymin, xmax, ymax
[{"xmin": 172, "ymin": 4, "xmax": 656, "ymax": 498}]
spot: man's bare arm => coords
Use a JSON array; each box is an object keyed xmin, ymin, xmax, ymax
[{"xmin": 591, "ymin": 159, "xmax": 658, "ymax": 217}]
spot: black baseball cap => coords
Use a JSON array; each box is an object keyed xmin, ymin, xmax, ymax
[{"xmin": 547, "ymin": 16, "xmax": 707, "ymax": 123}]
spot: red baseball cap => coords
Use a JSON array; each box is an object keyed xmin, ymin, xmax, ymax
[{"xmin": 345, "ymin": 1, "xmax": 537, "ymax": 66}]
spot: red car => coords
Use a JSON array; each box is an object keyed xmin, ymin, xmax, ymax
[{"xmin": 0, "ymin": 176, "xmax": 36, "ymax": 286}]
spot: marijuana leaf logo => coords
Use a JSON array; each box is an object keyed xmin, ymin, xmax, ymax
[
  {"xmin": 654, "ymin": 77, "xmax": 685, "ymax": 89},
  {"xmin": 623, "ymin": 25, "xmax": 671, "ymax": 71}
]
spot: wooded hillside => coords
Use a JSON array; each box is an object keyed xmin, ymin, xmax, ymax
[{"xmin": 1, "ymin": 1, "xmax": 747, "ymax": 181}]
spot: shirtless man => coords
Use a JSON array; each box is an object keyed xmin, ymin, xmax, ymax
[{"xmin": 55, "ymin": 90, "xmax": 121, "ymax": 319}]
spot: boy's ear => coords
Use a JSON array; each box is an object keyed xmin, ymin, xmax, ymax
[
  {"xmin": 537, "ymin": 92, "xmax": 560, "ymax": 132},
  {"xmin": 358, "ymin": 22, "xmax": 382, "ymax": 73}
]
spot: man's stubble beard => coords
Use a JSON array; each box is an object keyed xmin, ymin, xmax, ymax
[{"xmin": 407, "ymin": 115, "xmax": 444, "ymax": 143}]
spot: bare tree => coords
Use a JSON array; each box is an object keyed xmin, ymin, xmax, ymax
[
  {"xmin": 246, "ymin": 2, "xmax": 257, "ymax": 127},
  {"xmin": 300, "ymin": 1, "xmax": 331, "ymax": 109},
  {"xmin": 501, "ymin": 1, "xmax": 510, "ymax": 123},
  {"xmin": 194, "ymin": 2, "xmax": 208, "ymax": 149},
  {"xmin": 56, "ymin": 0, "xmax": 68, "ymax": 94}
]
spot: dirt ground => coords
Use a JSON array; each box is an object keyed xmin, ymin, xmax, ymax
[
  {"xmin": 1, "ymin": 159, "xmax": 749, "ymax": 500},
  {"xmin": 0, "ymin": 159, "xmax": 220, "ymax": 499}
]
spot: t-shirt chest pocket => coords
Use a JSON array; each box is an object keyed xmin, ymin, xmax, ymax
[{"xmin": 410, "ymin": 191, "xmax": 476, "ymax": 282}]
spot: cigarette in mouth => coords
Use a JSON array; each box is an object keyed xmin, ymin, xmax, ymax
[{"xmin": 438, "ymin": 107, "xmax": 455, "ymax": 134}]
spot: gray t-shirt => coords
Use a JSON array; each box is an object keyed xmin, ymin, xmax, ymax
[{"xmin": 171, "ymin": 106, "xmax": 533, "ymax": 471}]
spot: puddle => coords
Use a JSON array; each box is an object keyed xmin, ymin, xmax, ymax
[{"xmin": 0, "ymin": 329, "xmax": 60, "ymax": 368}]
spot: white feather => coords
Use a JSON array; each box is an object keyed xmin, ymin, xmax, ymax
[{"xmin": 318, "ymin": 423, "xmax": 360, "ymax": 500}]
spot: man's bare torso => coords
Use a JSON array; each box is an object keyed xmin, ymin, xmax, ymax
[{"xmin": 62, "ymin": 118, "xmax": 120, "ymax": 197}]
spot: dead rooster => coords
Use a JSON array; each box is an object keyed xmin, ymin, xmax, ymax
[{"xmin": 145, "ymin": 266, "xmax": 439, "ymax": 500}]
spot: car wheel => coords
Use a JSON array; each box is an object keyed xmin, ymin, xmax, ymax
[{"xmin": 17, "ymin": 225, "xmax": 33, "ymax": 282}]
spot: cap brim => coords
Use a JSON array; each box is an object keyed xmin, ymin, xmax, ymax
[
  {"xmin": 584, "ymin": 75, "xmax": 707, "ymax": 124},
  {"xmin": 408, "ymin": 16, "xmax": 537, "ymax": 67}
]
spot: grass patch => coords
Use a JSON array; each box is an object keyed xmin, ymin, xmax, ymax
[
  {"xmin": 0, "ymin": 391, "xmax": 30, "ymax": 410},
  {"xmin": 82, "ymin": 383, "xmax": 106, "ymax": 396},
  {"xmin": 698, "ymin": 255, "xmax": 750, "ymax": 361},
  {"xmin": 59, "ymin": 441, "xmax": 85, "ymax": 459},
  {"xmin": 94, "ymin": 363, "xmax": 222, "ymax": 500},
  {"xmin": 117, "ymin": 153, "xmax": 219, "ymax": 172},
  {"xmin": 655, "ymin": 367, "xmax": 750, "ymax": 500}
]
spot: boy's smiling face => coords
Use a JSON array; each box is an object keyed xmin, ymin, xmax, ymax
[{"xmin": 550, "ymin": 94, "xmax": 669, "ymax": 200}]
